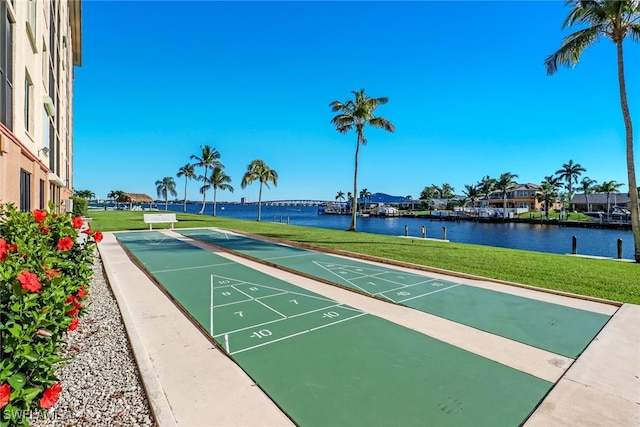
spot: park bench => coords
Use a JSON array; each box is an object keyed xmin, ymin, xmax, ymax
[{"xmin": 143, "ymin": 213, "xmax": 178, "ymax": 230}]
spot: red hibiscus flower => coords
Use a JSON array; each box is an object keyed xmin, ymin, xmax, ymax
[
  {"xmin": 57, "ymin": 236, "xmax": 74, "ymax": 251},
  {"xmin": 40, "ymin": 383, "xmax": 62, "ymax": 409},
  {"xmin": 72, "ymin": 216, "xmax": 84, "ymax": 229},
  {"xmin": 7, "ymin": 244, "xmax": 17, "ymax": 252},
  {"xmin": 39, "ymin": 224, "xmax": 50, "ymax": 235},
  {"xmin": 0, "ymin": 239, "xmax": 7, "ymax": 262},
  {"xmin": 33, "ymin": 209, "xmax": 48, "ymax": 222},
  {"xmin": 82, "ymin": 228, "xmax": 93, "ymax": 236},
  {"xmin": 68, "ymin": 318, "xmax": 79, "ymax": 331},
  {"xmin": 93, "ymin": 231, "xmax": 103, "ymax": 243},
  {"xmin": 78, "ymin": 285, "xmax": 87, "ymax": 299},
  {"xmin": 0, "ymin": 383, "xmax": 10, "ymax": 408},
  {"xmin": 17, "ymin": 270, "xmax": 41, "ymax": 293}
]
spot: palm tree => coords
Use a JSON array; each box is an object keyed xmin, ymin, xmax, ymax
[
  {"xmin": 155, "ymin": 177, "xmax": 178, "ymax": 211},
  {"xmin": 208, "ymin": 166, "xmax": 234, "ymax": 216},
  {"xmin": 74, "ymin": 190, "xmax": 95, "ymax": 201},
  {"xmin": 597, "ymin": 180, "xmax": 624, "ymax": 216},
  {"xmin": 440, "ymin": 183, "xmax": 455, "ymax": 199},
  {"xmin": 555, "ymin": 160, "xmax": 586, "ymax": 209},
  {"xmin": 462, "ymin": 184, "xmax": 480, "ymax": 214},
  {"xmin": 176, "ymin": 163, "xmax": 197, "ymax": 213},
  {"xmin": 241, "ymin": 159, "xmax": 278, "ymax": 221},
  {"xmin": 190, "ymin": 145, "xmax": 222, "ymax": 214},
  {"xmin": 537, "ymin": 176, "xmax": 561, "ymax": 218},
  {"xmin": 335, "ymin": 191, "xmax": 345, "ymax": 202},
  {"xmin": 579, "ymin": 177, "xmax": 598, "ymax": 212},
  {"xmin": 107, "ymin": 190, "xmax": 124, "ymax": 209},
  {"xmin": 330, "ymin": 89, "xmax": 395, "ymax": 231},
  {"xmin": 359, "ymin": 188, "xmax": 371, "ymax": 212},
  {"xmin": 546, "ymin": 0, "xmax": 640, "ymax": 261},
  {"xmin": 478, "ymin": 176, "xmax": 497, "ymax": 211},
  {"xmin": 496, "ymin": 172, "xmax": 519, "ymax": 218}
]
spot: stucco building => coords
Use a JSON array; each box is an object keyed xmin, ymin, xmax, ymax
[
  {"xmin": 0, "ymin": 0, "xmax": 81, "ymax": 212},
  {"xmin": 484, "ymin": 183, "xmax": 549, "ymax": 212}
]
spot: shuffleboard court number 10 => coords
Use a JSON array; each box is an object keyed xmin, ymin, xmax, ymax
[
  {"xmin": 250, "ymin": 329, "xmax": 272, "ymax": 339},
  {"xmin": 323, "ymin": 311, "xmax": 339, "ymax": 319}
]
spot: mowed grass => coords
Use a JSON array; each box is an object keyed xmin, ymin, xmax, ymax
[{"xmin": 88, "ymin": 210, "xmax": 640, "ymax": 304}]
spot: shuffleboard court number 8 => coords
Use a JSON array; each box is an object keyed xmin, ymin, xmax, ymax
[
  {"xmin": 221, "ymin": 291, "xmax": 232, "ymax": 296},
  {"xmin": 250, "ymin": 329, "xmax": 272, "ymax": 339},
  {"xmin": 219, "ymin": 280, "xmax": 230, "ymax": 285},
  {"xmin": 397, "ymin": 291, "xmax": 410, "ymax": 296},
  {"xmin": 323, "ymin": 311, "xmax": 339, "ymax": 319},
  {"xmin": 249, "ymin": 287, "xmax": 259, "ymax": 291}
]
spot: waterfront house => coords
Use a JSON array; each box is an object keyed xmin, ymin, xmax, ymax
[
  {"xmin": 481, "ymin": 183, "xmax": 552, "ymax": 213},
  {"xmin": 570, "ymin": 193, "xmax": 631, "ymax": 213},
  {"xmin": 0, "ymin": 0, "xmax": 82, "ymax": 213}
]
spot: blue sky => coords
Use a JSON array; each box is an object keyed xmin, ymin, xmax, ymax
[{"xmin": 74, "ymin": 1, "xmax": 639, "ymax": 203}]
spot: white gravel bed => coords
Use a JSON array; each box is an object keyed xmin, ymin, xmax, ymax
[{"xmin": 32, "ymin": 252, "xmax": 156, "ymax": 426}]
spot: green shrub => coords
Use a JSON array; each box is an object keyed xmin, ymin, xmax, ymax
[
  {"xmin": 70, "ymin": 197, "xmax": 88, "ymax": 217},
  {"xmin": 0, "ymin": 203, "xmax": 103, "ymax": 426}
]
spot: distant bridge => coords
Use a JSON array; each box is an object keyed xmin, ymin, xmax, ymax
[{"xmin": 253, "ymin": 200, "xmax": 328, "ymax": 207}]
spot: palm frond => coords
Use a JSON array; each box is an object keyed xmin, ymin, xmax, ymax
[
  {"xmin": 368, "ymin": 117, "xmax": 396, "ymax": 133},
  {"xmin": 545, "ymin": 27, "xmax": 601, "ymax": 74},
  {"xmin": 564, "ymin": 1, "xmax": 607, "ymax": 28},
  {"xmin": 630, "ymin": 23, "xmax": 640, "ymax": 41}
]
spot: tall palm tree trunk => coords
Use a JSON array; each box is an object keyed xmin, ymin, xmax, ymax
[
  {"xmin": 165, "ymin": 194, "xmax": 168, "ymax": 211},
  {"xmin": 183, "ymin": 180, "xmax": 188, "ymax": 213},
  {"xmin": 212, "ymin": 188, "xmax": 217, "ymax": 217},
  {"xmin": 584, "ymin": 193, "xmax": 590, "ymax": 212},
  {"xmin": 503, "ymin": 195, "xmax": 507, "ymax": 219},
  {"xmin": 616, "ymin": 41, "xmax": 640, "ymax": 261},
  {"xmin": 199, "ymin": 167, "xmax": 209, "ymax": 214},
  {"xmin": 349, "ymin": 138, "xmax": 360, "ymax": 231},
  {"xmin": 257, "ymin": 183, "xmax": 263, "ymax": 221}
]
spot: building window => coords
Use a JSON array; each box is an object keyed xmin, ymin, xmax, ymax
[
  {"xmin": 26, "ymin": 0, "xmax": 37, "ymax": 51},
  {"xmin": 25, "ymin": 73, "xmax": 33, "ymax": 133},
  {"xmin": 0, "ymin": 2, "xmax": 13, "ymax": 130},
  {"xmin": 42, "ymin": 106, "xmax": 49, "ymax": 149},
  {"xmin": 39, "ymin": 179, "xmax": 45, "ymax": 209},
  {"xmin": 20, "ymin": 169, "xmax": 31, "ymax": 211}
]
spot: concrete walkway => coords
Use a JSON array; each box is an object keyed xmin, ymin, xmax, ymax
[{"xmin": 99, "ymin": 231, "xmax": 640, "ymax": 426}]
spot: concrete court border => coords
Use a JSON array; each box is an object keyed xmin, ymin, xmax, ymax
[{"xmin": 100, "ymin": 229, "xmax": 639, "ymax": 426}]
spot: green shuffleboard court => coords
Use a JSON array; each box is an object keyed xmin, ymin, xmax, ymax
[
  {"xmin": 178, "ymin": 228, "xmax": 612, "ymax": 359},
  {"xmin": 116, "ymin": 231, "xmax": 553, "ymax": 426}
]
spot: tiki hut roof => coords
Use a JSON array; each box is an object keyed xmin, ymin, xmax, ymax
[{"xmin": 117, "ymin": 193, "xmax": 154, "ymax": 203}]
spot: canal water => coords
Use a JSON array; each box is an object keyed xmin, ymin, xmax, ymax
[{"xmin": 163, "ymin": 203, "xmax": 634, "ymax": 260}]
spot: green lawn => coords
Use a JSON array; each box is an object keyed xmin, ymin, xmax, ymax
[{"xmin": 88, "ymin": 210, "xmax": 640, "ymax": 304}]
